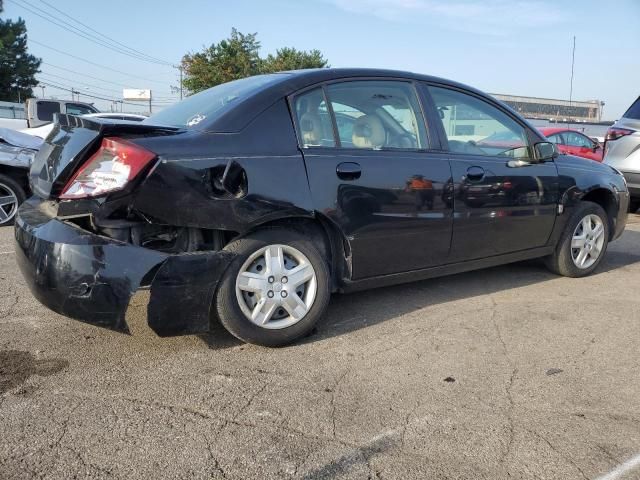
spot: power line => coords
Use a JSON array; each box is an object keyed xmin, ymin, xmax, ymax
[
  {"xmin": 39, "ymin": 72, "xmax": 122, "ymax": 95},
  {"xmin": 42, "ymin": 63, "xmax": 179, "ymax": 98},
  {"xmin": 39, "ymin": 0, "xmax": 174, "ymax": 67},
  {"xmin": 39, "ymin": 80, "xmax": 168, "ymax": 108},
  {"xmin": 8, "ymin": 0, "xmax": 174, "ymax": 67},
  {"xmin": 28, "ymin": 38, "xmax": 173, "ymax": 87},
  {"xmin": 39, "ymin": 71, "xmax": 179, "ymax": 101}
]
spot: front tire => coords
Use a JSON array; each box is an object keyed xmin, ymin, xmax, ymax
[
  {"xmin": 629, "ymin": 198, "xmax": 640, "ymax": 213},
  {"xmin": 0, "ymin": 174, "xmax": 26, "ymax": 226},
  {"xmin": 215, "ymin": 228, "xmax": 331, "ymax": 347},
  {"xmin": 545, "ymin": 201, "xmax": 609, "ymax": 277}
]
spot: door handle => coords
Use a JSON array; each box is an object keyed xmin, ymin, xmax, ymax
[
  {"xmin": 466, "ymin": 166, "xmax": 485, "ymax": 180},
  {"xmin": 336, "ymin": 162, "xmax": 361, "ymax": 180}
]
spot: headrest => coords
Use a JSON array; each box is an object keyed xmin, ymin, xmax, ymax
[
  {"xmin": 299, "ymin": 112, "xmax": 323, "ymax": 146},
  {"xmin": 352, "ymin": 115, "xmax": 385, "ymax": 149}
]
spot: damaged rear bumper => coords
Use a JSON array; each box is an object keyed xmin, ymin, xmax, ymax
[{"xmin": 14, "ymin": 197, "xmax": 234, "ymax": 336}]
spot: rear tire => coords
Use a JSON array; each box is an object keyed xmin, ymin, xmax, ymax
[
  {"xmin": 0, "ymin": 173, "xmax": 26, "ymax": 226},
  {"xmin": 629, "ymin": 199, "xmax": 640, "ymax": 213},
  {"xmin": 545, "ymin": 201, "xmax": 609, "ymax": 277},
  {"xmin": 215, "ymin": 228, "xmax": 331, "ymax": 347}
]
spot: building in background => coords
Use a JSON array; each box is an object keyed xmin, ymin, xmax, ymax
[{"xmin": 492, "ymin": 94, "xmax": 604, "ymax": 123}]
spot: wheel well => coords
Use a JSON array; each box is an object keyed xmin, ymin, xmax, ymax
[
  {"xmin": 581, "ymin": 188, "xmax": 617, "ymax": 239},
  {"xmin": 0, "ymin": 165, "xmax": 30, "ymax": 193},
  {"xmin": 238, "ymin": 216, "xmax": 350, "ymax": 291}
]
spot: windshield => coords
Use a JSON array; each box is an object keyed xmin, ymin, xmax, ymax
[{"xmin": 145, "ymin": 74, "xmax": 286, "ymax": 129}]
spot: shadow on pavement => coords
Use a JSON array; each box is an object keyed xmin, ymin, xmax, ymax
[
  {"xmin": 303, "ymin": 228, "xmax": 640, "ymax": 345},
  {"xmin": 197, "ymin": 228, "xmax": 640, "ymax": 349}
]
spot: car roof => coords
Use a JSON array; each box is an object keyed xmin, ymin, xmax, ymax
[{"xmin": 214, "ymin": 68, "xmax": 527, "ymax": 133}]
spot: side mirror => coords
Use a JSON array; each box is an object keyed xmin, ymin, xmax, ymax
[
  {"xmin": 535, "ymin": 141, "xmax": 558, "ymax": 161},
  {"xmin": 592, "ymin": 140, "xmax": 601, "ymax": 152}
]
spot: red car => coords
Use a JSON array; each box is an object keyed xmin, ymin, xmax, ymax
[{"xmin": 538, "ymin": 127, "xmax": 603, "ymax": 162}]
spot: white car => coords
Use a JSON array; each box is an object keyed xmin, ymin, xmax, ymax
[{"xmin": 0, "ymin": 113, "xmax": 147, "ymax": 225}]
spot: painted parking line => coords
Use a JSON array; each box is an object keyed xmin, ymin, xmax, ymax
[
  {"xmin": 0, "ymin": 251, "xmax": 14, "ymax": 255},
  {"xmin": 596, "ymin": 453, "xmax": 640, "ymax": 480}
]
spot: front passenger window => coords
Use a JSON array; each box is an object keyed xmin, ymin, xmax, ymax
[
  {"xmin": 429, "ymin": 86, "xmax": 532, "ymax": 159},
  {"xmin": 564, "ymin": 132, "xmax": 592, "ymax": 148}
]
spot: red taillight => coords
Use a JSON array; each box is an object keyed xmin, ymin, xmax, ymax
[
  {"xmin": 60, "ymin": 137, "xmax": 156, "ymax": 199},
  {"xmin": 605, "ymin": 127, "xmax": 635, "ymax": 142}
]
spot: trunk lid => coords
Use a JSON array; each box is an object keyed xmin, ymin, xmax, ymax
[{"xmin": 30, "ymin": 114, "xmax": 180, "ymax": 199}]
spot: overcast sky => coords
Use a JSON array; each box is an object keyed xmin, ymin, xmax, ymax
[{"xmin": 3, "ymin": 0, "xmax": 639, "ymax": 118}]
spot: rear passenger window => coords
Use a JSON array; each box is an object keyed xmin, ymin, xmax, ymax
[
  {"xmin": 326, "ymin": 81, "xmax": 427, "ymax": 150},
  {"xmin": 293, "ymin": 88, "xmax": 336, "ymax": 148}
]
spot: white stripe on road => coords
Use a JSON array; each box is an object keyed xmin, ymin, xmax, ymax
[
  {"xmin": 0, "ymin": 251, "xmax": 14, "ymax": 255},
  {"xmin": 596, "ymin": 453, "xmax": 640, "ymax": 480}
]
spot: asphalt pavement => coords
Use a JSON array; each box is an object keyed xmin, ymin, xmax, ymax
[{"xmin": 1, "ymin": 218, "xmax": 639, "ymax": 479}]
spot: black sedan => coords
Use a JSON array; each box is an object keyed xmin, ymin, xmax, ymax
[{"xmin": 14, "ymin": 69, "xmax": 629, "ymax": 346}]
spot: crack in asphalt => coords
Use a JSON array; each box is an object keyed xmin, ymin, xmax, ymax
[
  {"xmin": 524, "ymin": 427, "xmax": 589, "ymax": 480},
  {"xmin": 490, "ymin": 296, "xmax": 518, "ymax": 469},
  {"xmin": 329, "ymin": 369, "xmax": 349, "ymax": 440},
  {"xmin": 202, "ymin": 433, "xmax": 227, "ymax": 479},
  {"xmin": 64, "ymin": 445, "xmax": 115, "ymax": 478},
  {"xmin": 232, "ymin": 382, "xmax": 267, "ymax": 423}
]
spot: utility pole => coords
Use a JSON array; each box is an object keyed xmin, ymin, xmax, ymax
[
  {"xmin": 149, "ymin": 90, "xmax": 152, "ymax": 114},
  {"xmin": 40, "ymin": 85, "xmax": 46, "ymax": 98},
  {"xmin": 179, "ymin": 65, "xmax": 183, "ymax": 100},
  {"xmin": 568, "ymin": 35, "xmax": 576, "ymax": 127}
]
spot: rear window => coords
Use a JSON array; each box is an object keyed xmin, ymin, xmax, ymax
[
  {"xmin": 37, "ymin": 101, "xmax": 61, "ymax": 122},
  {"xmin": 145, "ymin": 74, "xmax": 285, "ymax": 130},
  {"xmin": 623, "ymin": 97, "xmax": 640, "ymax": 120}
]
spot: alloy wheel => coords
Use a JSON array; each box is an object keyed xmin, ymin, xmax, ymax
[
  {"xmin": 0, "ymin": 182, "xmax": 18, "ymax": 225},
  {"xmin": 571, "ymin": 214, "xmax": 605, "ymax": 269},
  {"xmin": 235, "ymin": 244, "xmax": 318, "ymax": 329}
]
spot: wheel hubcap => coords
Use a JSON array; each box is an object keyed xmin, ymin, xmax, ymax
[
  {"xmin": 571, "ymin": 214, "xmax": 605, "ymax": 269},
  {"xmin": 0, "ymin": 182, "xmax": 18, "ymax": 225},
  {"xmin": 235, "ymin": 244, "xmax": 317, "ymax": 329}
]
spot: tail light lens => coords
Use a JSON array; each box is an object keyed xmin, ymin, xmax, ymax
[
  {"xmin": 60, "ymin": 137, "xmax": 156, "ymax": 199},
  {"xmin": 605, "ymin": 127, "xmax": 635, "ymax": 142}
]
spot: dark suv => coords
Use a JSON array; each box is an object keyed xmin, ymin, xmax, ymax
[{"xmin": 14, "ymin": 69, "xmax": 629, "ymax": 346}]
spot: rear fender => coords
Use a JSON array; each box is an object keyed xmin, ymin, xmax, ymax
[{"xmin": 131, "ymin": 153, "xmax": 315, "ymax": 232}]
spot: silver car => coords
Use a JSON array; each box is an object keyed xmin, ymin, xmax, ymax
[{"xmin": 604, "ymin": 96, "xmax": 640, "ymax": 212}]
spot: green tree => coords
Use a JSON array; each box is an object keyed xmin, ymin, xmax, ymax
[
  {"xmin": 0, "ymin": 1, "xmax": 42, "ymax": 102},
  {"xmin": 181, "ymin": 28, "xmax": 261, "ymax": 94},
  {"xmin": 181, "ymin": 29, "xmax": 329, "ymax": 94},
  {"xmin": 261, "ymin": 47, "xmax": 328, "ymax": 74}
]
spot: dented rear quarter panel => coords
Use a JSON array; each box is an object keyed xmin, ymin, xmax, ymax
[{"xmin": 129, "ymin": 99, "xmax": 315, "ymax": 233}]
